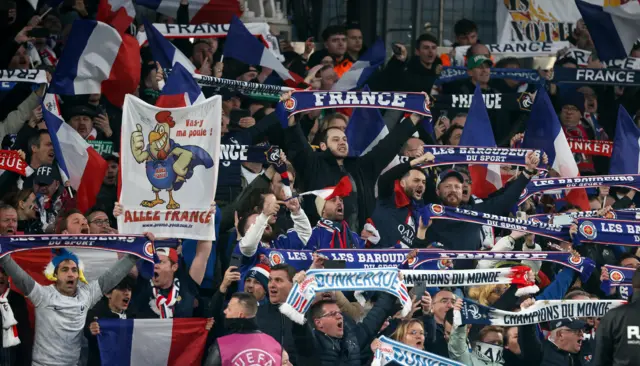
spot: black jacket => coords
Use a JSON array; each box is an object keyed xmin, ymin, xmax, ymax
[
  {"xmin": 285, "ymin": 117, "xmax": 419, "ymax": 231},
  {"xmin": 204, "ymin": 317, "xmax": 274, "ymax": 366},
  {"xmin": 292, "ymin": 292, "xmax": 396, "ymax": 365},
  {"xmin": 84, "ymin": 297, "xmax": 136, "ymax": 366},
  {"xmin": 519, "ymin": 323, "xmax": 584, "ymax": 366},
  {"xmin": 0, "ymin": 290, "xmax": 32, "ymax": 366},
  {"xmin": 423, "ymin": 173, "xmax": 532, "ymax": 266},
  {"xmin": 383, "ymin": 56, "xmax": 442, "ymax": 94},
  {"xmin": 256, "ymin": 301, "xmax": 299, "ymax": 365},
  {"xmin": 593, "ymin": 293, "xmax": 640, "ymax": 366}
]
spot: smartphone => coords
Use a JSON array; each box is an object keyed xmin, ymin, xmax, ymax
[
  {"xmin": 413, "ymin": 281, "xmax": 426, "ymax": 298},
  {"xmin": 392, "ymin": 43, "xmax": 402, "ymax": 56},
  {"xmin": 324, "ymin": 260, "xmax": 347, "ymax": 269},
  {"xmin": 27, "ymin": 28, "xmax": 50, "ymax": 38},
  {"xmin": 229, "ymin": 253, "xmax": 243, "ymax": 271},
  {"xmin": 552, "ymin": 214, "xmax": 573, "ymax": 226}
]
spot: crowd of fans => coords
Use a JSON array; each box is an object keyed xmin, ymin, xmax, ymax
[{"xmin": 1, "ymin": 0, "xmax": 640, "ymax": 365}]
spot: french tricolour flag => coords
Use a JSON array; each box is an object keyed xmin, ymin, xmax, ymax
[
  {"xmin": 523, "ymin": 89, "xmax": 590, "ymax": 210},
  {"xmin": 610, "ymin": 105, "xmax": 640, "ymax": 174},
  {"xmin": 97, "ymin": 0, "xmax": 136, "ymax": 33},
  {"xmin": 97, "ymin": 318, "xmax": 209, "ymax": 366},
  {"xmin": 48, "ymin": 20, "xmax": 140, "ymax": 107},
  {"xmin": 156, "ymin": 63, "xmax": 205, "ymax": 108},
  {"xmin": 345, "ymin": 85, "xmax": 389, "ymax": 156},
  {"xmin": 575, "ymin": 0, "xmax": 640, "ymax": 61},
  {"xmin": 332, "ymin": 38, "xmax": 385, "ymax": 91},
  {"xmin": 298, "ymin": 176, "xmax": 353, "ymax": 200},
  {"xmin": 143, "ymin": 18, "xmax": 196, "ymax": 73},
  {"xmin": 137, "ymin": 0, "xmax": 242, "ymax": 24},
  {"xmin": 41, "ymin": 93, "xmax": 107, "ymax": 213},
  {"xmin": 459, "ymin": 84, "xmax": 503, "ymax": 198},
  {"xmin": 225, "ymin": 16, "xmax": 306, "ymax": 88}
]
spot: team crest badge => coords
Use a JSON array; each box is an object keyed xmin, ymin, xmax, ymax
[
  {"xmin": 143, "ymin": 241, "xmax": 154, "ymax": 257},
  {"xmin": 269, "ymin": 250, "xmax": 284, "ymax": 265},
  {"xmin": 430, "ymin": 204, "xmax": 445, "ymax": 216},
  {"xmin": 569, "ymin": 255, "xmax": 584, "ymax": 266},
  {"xmin": 609, "ymin": 270, "xmax": 624, "ymax": 283},
  {"xmin": 518, "ymin": 92, "xmax": 534, "ymax": 111},
  {"xmin": 604, "ymin": 211, "xmax": 616, "ymax": 219},
  {"xmin": 284, "ymin": 97, "xmax": 296, "ymax": 111},
  {"xmin": 578, "ymin": 221, "xmax": 597, "ymax": 240}
]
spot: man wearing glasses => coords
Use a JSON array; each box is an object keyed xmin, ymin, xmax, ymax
[
  {"xmin": 431, "ymin": 290, "xmax": 456, "ymax": 357},
  {"xmin": 85, "ymin": 207, "xmax": 116, "ymax": 234}
]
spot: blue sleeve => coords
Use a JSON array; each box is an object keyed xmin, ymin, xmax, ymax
[
  {"xmin": 536, "ymin": 268, "xmax": 576, "ymax": 301},
  {"xmin": 306, "ymin": 228, "xmax": 320, "ymax": 251},
  {"xmin": 275, "ymin": 231, "xmax": 305, "ymax": 250},
  {"xmin": 350, "ymin": 231, "xmax": 366, "ymax": 249}
]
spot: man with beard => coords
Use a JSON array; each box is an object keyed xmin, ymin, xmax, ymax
[
  {"xmin": 234, "ymin": 193, "xmax": 311, "ymax": 282},
  {"xmin": 204, "ymin": 292, "xmax": 282, "ymax": 365},
  {"xmin": 281, "ymin": 92, "xmax": 423, "ymax": 232},
  {"xmin": 306, "ymin": 193, "xmax": 369, "ymax": 250},
  {"xmin": 0, "ymin": 204, "xmax": 32, "ymax": 366},
  {"xmin": 84, "ymin": 275, "xmax": 136, "ymax": 366},
  {"xmin": 369, "ymin": 152, "xmax": 434, "ymax": 248},
  {"xmin": 0, "ymin": 244, "xmax": 139, "ymax": 365},
  {"xmin": 424, "ymin": 151, "xmax": 541, "ymax": 267}
]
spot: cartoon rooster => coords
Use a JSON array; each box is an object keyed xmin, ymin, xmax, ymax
[{"xmin": 131, "ymin": 111, "xmax": 213, "ymax": 209}]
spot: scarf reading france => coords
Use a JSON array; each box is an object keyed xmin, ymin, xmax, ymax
[
  {"xmin": 420, "ymin": 145, "xmax": 544, "ymax": 170},
  {"xmin": 518, "ymin": 174, "xmax": 640, "ymax": 205},
  {"xmin": 0, "ymin": 235, "xmax": 156, "ymax": 262},
  {"xmin": 279, "ymin": 91, "xmax": 432, "ymax": 128}
]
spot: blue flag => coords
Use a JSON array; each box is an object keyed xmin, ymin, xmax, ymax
[
  {"xmin": 345, "ymin": 85, "xmax": 388, "ymax": 156},
  {"xmin": 610, "ymin": 105, "xmax": 640, "ymax": 174}
]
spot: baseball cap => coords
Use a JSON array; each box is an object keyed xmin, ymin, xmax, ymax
[
  {"xmin": 436, "ymin": 169, "xmax": 465, "ymax": 186},
  {"xmin": 467, "ymin": 55, "xmax": 493, "ymax": 69},
  {"xmin": 34, "ymin": 164, "xmax": 56, "ymax": 186},
  {"xmin": 550, "ymin": 318, "xmax": 587, "ymax": 331},
  {"xmin": 156, "ymin": 247, "xmax": 179, "ymax": 263}
]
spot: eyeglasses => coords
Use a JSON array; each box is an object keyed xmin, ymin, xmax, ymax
[
  {"xmin": 438, "ymin": 298, "xmax": 456, "ymax": 305},
  {"xmin": 89, "ymin": 219, "xmax": 110, "ymax": 227},
  {"xmin": 408, "ymin": 330, "xmax": 425, "ymax": 336},
  {"xmin": 318, "ymin": 310, "xmax": 342, "ymax": 319}
]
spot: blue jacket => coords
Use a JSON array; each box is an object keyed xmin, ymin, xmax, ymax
[{"xmin": 306, "ymin": 219, "xmax": 365, "ymax": 251}]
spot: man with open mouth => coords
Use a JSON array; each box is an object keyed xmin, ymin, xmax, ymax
[{"xmin": 84, "ymin": 275, "xmax": 136, "ymax": 366}]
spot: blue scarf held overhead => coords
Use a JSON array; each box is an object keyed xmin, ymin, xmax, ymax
[
  {"xmin": 277, "ymin": 91, "xmax": 432, "ymax": 128},
  {"xmin": 434, "ymin": 67, "xmax": 544, "ymax": 85},
  {"xmin": 420, "ymin": 145, "xmax": 544, "ymax": 170},
  {"xmin": 577, "ymin": 218, "xmax": 640, "ymax": 247}
]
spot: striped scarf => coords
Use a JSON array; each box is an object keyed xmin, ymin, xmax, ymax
[{"xmin": 151, "ymin": 278, "xmax": 180, "ymax": 319}]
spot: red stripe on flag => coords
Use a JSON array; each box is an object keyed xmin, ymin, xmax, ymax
[
  {"xmin": 11, "ymin": 249, "xmax": 54, "ymax": 333},
  {"xmin": 566, "ymin": 189, "xmax": 590, "ymax": 211},
  {"xmin": 76, "ymin": 147, "xmax": 108, "ymax": 212},
  {"xmin": 103, "ymin": 33, "xmax": 141, "ymax": 107},
  {"xmin": 97, "ymin": 0, "xmax": 134, "ymax": 33},
  {"xmin": 167, "ymin": 318, "xmax": 209, "ymax": 366},
  {"xmin": 190, "ymin": 0, "xmax": 243, "ymax": 24},
  {"xmin": 469, "ymin": 166, "xmax": 498, "ymax": 199}
]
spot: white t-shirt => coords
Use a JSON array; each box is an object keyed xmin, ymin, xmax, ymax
[{"xmin": 28, "ymin": 281, "xmax": 102, "ymax": 366}]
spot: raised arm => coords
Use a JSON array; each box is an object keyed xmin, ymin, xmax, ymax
[
  {"xmin": 284, "ymin": 198, "xmax": 312, "ymax": 244},
  {"xmin": 97, "ymin": 254, "xmax": 138, "ymax": 294},
  {"xmin": 0, "ymin": 255, "xmax": 36, "ymax": 296},
  {"xmin": 189, "ymin": 240, "xmax": 212, "ymax": 286}
]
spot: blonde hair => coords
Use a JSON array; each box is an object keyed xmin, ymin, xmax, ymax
[
  {"xmin": 391, "ymin": 319, "xmax": 424, "ymax": 343},
  {"xmin": 468, "ymin": 284, "xmax": 507, "ymax": 306}
]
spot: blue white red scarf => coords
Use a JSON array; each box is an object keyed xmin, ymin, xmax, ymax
[
  {"xmin": 454, "ymin": 298, "xmax": 626, "ymax": 326},
  {"xmin": 372, "ymin": 335, "xmax": 464, "ymax": 366},
  {"xmin": 280, "ymin": 268, "xmax": 411, "ymax": 324},
  {"xmin": 278, "ymin": 91, "xmax": 432, "ymax": 128},
  {"xmin": 419, "ymin": 204, "xmax": 571, "ymax": 241},
  {"xmin": 518, "ymin": 174, "xmax": 640, "ymax": 205},
  {"xmin": 419, "ymin": 145, "xmax": 544, "ymax": 170},
  {"xmin": 577, "ymin": 218, "xmax": 640, "ymax": 246}
]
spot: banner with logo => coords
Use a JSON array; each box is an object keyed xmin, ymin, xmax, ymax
[
  {"xmin": 553, "ymin": 67, "xmax": 640, "ymax": 86},
  {"xmin": 118, "ymin": 95, "xmax": 221, "ymax": 240},
  {"xmin": 496, "ymin": 0, "xmax": 581, "ymax": 44},
  {"xmin": 0, "ymin": 69, "xmax": 47, "ymax": 84},
  {"xmin": 567, "ymin": 139, "xmax": 613, "ymax": 157},
  {"xmin": 518, "ymin": 175, "xmax": 640, "ymax": 205},
  {"xmin": 280, "ymin": 91, "xmax": 432, "ymax": 124},
  {"xmin": 0, "ymin": 150, "xmax": 27, "ymax": 176},
  {"xmin": 419, "ymin": 145, "xmax": 544, "ymax": 170},
  {"xmin": 456, "ymin": 298, "xmax": 625, "ymax": 326},
  {"xmin": 421, "ymin": 204, "xmax": 571, "ymax": 242},
  {"xmin": 577, "ymin": 218, "xmax": 640, "ymax": 247},
  {"xmin": 0, "ymin": 235, "xmax": 156, "ymax": 263}
]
